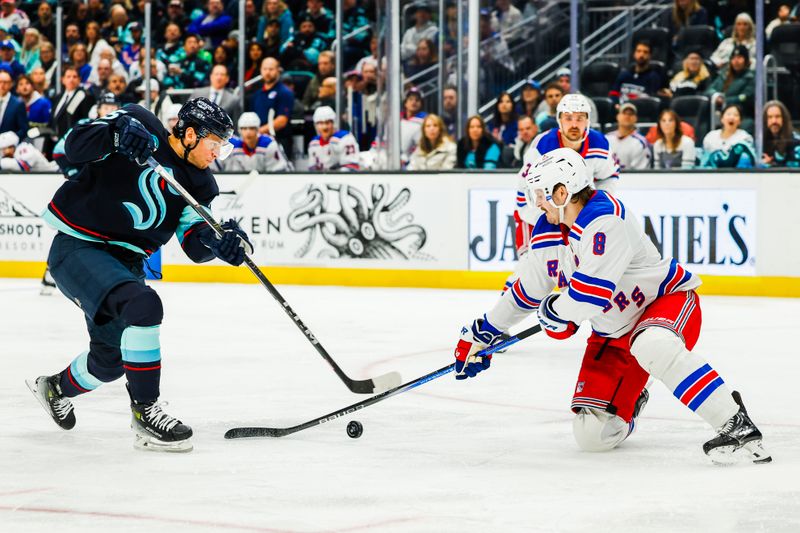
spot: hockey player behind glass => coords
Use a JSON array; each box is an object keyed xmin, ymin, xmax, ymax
[
  {"xmin": 223, "ymin": 112, "xmax": 290, "ymax": 172},
  {"xmin": 27, "ymin": 98, "xmax": 253, "ymax": 453},
  {"xmin": 505, "ymin": 93, "xmax": 621, "ymax": 293},
  {"xmin": 307, "ymin": 106, "xmax": 361, "ymax": 171},
  {"xmin": 453, "ymin": 148, "xmax": 770, "ymax": 465}
]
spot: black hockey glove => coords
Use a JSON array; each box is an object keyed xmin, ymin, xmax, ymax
[
  {"xmin": 199, "ymin": 219, "xmax": 254, "ymax": 266},
  {"xmin": 113, "ymin": 115, "xmax": 155, "ymax": 165}
]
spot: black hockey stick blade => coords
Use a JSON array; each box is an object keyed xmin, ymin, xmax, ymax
[{"xmin": 225, "ymin": 324, "xmax": 541, "ymax": 439}]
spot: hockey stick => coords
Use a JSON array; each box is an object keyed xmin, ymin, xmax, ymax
[
  {"xmin": 267, "ymin": 108, "xmax": 295, "ymax": 171},
  {"xmin": 145, "ymin": 156, "xmax": 401, "ymax": 394},
  {"xmin": 224, "ymin": 324, "xmax": 542, "ymax": 439}
]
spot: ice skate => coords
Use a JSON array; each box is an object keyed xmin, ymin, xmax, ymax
[
  {"xmin": 129, "ymin": 385, "xmax": 193, "ymax": 453},
  {"xmin": 26, "ymin": 374, "xmax": 76, "ymax": 430},
  {"xmin": 703, "ymin": 391, "xmax": 771, "ymax": 465},
  {"xmin": 40, "ymin": 269, "xmax": 56, "ymax": 296},
  {"xmin": 627, "ymin": 387, "xmax": 649, "ymax": 436}
]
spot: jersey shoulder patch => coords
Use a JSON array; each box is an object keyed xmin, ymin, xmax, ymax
[
  {"xmin": 333, "ymin": 130, "xmax": 352, "ymax": 140},
  {"xmin": 230, "ymin": 137, "xmax": 244, "ymax": 148},
  {"xmin": 530, "ymin": 212, "xmax": 565, "ymax": 250},
  {"xmin": 571, "ymin": 190, "xmax": 625, "ymax": 240},
  {"xmin": 533, "ymin": 129, "xmax": 561, "ymax": 153},
  {"xmin": 256, "ymin": 135, "xmax": 274, "ymax": 148}
]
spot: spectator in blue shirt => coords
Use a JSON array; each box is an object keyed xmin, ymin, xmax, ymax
[
  {"xmin": 0, "ymin": 39, "xmax": 24, "ymax": 79},
  {"xmin": 457, "ymin": 115, "xmax": 502, "ymax": 169},
  {"xmin": 15, "ymin": 73, "xmax": 51, "ymax": 125},
  {"xmin": 249, "ymin": 56, "xmax": 294, "ymax": 158},
  {"xmin": 187, "ymin": 0, "xmax": 232, "ymax": 49}
]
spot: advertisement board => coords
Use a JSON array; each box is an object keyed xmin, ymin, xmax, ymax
[
  {"xmin": 0, "ymin": 176, "xmax": 61, "ymax": 261},
  {"xmin": 468, "ymin": 187, "xmax": 757, "ymax": 275}
]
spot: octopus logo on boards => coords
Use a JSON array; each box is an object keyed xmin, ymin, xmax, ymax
[{"xmin": 286, "ymin": 183, "xmax": 432, "ymax": 260}]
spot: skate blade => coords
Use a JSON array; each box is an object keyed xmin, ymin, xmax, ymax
[
  {"xmin": 133, "ymin": 433, "xmax": 193, "ymax": 453},
  {"xmin": 706, "ymin": 439, "xmax": 772, "ymax": 466}
]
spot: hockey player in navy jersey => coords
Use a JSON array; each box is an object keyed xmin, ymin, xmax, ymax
[
  {"xmin": 307, "ymin": 106, "xmax": 361, "ymax": 171},
  {"xmin": 454, "ymin": 148, "xmax": 770, "ymax": 465},
  {"xmin": 27, "ymin": 98, "xmax": 253, "ymax": 452}
]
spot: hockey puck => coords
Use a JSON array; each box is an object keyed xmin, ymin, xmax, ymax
[{"xmin": 346, "ymin": 420, "xmax": 363, "ymax": 439}]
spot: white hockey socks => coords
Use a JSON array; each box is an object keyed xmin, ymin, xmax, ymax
[{"xmin": 631, "ymin": 327, "xmax": 738, "ymax": 430}]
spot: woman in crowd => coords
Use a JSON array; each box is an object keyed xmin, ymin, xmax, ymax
[
  {"xmin": 457, "ymin": 115, "xmax": 502, "ymax": 170},
  {"xmin": 701, "ymin": 103, "xmax": 755, "ymax": 168},
  {"xmin": 68, "ymin": 43, "xmax": 93, "ymax": 85},
  {"xmin": 20, "ymin": 28, "xmax": 42, "ymax": 73},
  {"xmin": 664, "ymin": 0, "xmax": 708, "ymax": 45},
  {"xmin": 404, "ymin": 38, "xmax": 437, "ymax": 86},
  {"xmin": 666, "ymin": 49, "xmax": 711, "ymax": 97},
  {"xmin": 408, "ymin": 114, "xmax": 457, "ymax": 170},
  {"xmin": 710, "ymin": 12, "xmax": 756, "ymax": 71},
  {"xmin": 706, "ymin": 44, "xmax": 754, "ymax": 128},
  {"xmin": 257, "ymin": 0, "xmax": 294, "ymax": 44},
  {"xmin": 244, "ymin": 41, "xmax": 265, "ymax": 85},
  {"xmin": 652, "ymin": 109, "xmax": 696, "ymax": 169},
  {"xmin": 488, "ymin": 91, "xmax": 518, "ymax": 146},
  {"xmin": 85, "ymin": 21, "xmax": 114, "ymax": 67}
]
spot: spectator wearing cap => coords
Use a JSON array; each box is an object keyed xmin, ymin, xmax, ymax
[
  {"xmin": 280, "ymin": 14, "xmax": 326, "ymax": 70},
  {"xmin": 302, "ymin": 49, "xmax": 334, "ymax": 109},
  {"xmin": 606, "ymin": 102, "xmax": 652, "ymax": 170},
  {"xmin": 652, "ymin": 108, "xmax": 696, "ymax": 169},
  {"xmin": 457, "ymin": 114, "xmax": 501, "ymax": 170},
  {"xmin": 442, "ymin": 84, "xmax": 458, "ymax": 137},
  {"xmin": 701, "ymin": 102, "xmax": 755, "ymax": 168},
  {"xmin": 664, "ymin": 49, "xmax": 711, "ymax": 98},
  {"xmin": 510, "ymin": 115, "xmax": 538, "ymax": 167},
  {"xmin": 762, "ymin": 100, "xmax": 800, "ymax": 168},
  {"xmin": 400, "ymin": 87, "xmax": 428, "ymax": 165},
  {"xmin": 608, "ymin": 39, "xmax": 668, "ymax": 104},
  {"xmin": 17, "ymin": 72, "xmax": 51, "ymax": 126},
  {"xmin": 0, "ymin": 0, "xmax": 29, "ymax": 33},
  {"xmin": 491, "ymin": 0, "xmax": 523, "ymax": 44},
  {"xmin": 488, "ymin": 91, "xmax": 518, "ymax": 146},
  {"xmin": 298, "ymin": 0, "xmax": 335, "ymax": 45},
  {"xmin": 162, "ymin": 33, "xmax": 212, "ymax": 89},
  {"xmin": 249, "ymin": 56, "xmax": 294, "ymax": 157},
  {"xmin": 258, "ymin": 0, "xmax": 294, "ymax": 45},
  {"xmin": 31, "ymin": 2, "xmax": 56, "ymax": 45},
  {"xmin": 0, "ymin": 39, "xmax": 24, "ymax": 79},
  {"xmin": 341, "ymin": 0, "xmax": 370, "ymax": 69},
  {"xmin": 51, "ymin": 66, "xmax": 94, "ymax": 139},
  {"xmin": 187, "ymin": 0, "xmax": 232, "ymax": 49},
  {"xmin": 19, "ymin": 28, "xmax": 41, "ymax": 74},
  {"xmin": 706, "ymin": 44, "xmax": 754, "ymax": 121},
  {"xmin": 120, "ymin": 22, "xmax": 144, "ymax": 72},
  {"xmin": 0, "ymin": 69, "xmax": 27, "ymax": 138},
  {"xmin": 224, "ymin": 111, "xmax": 289, "ymax": 172},
  {"xmin": 710, "ymin": 12, "xmax": 756, "ymax": 72},
  {"xmin": 136, "ymin": 78, "xmax": 174, "ymax": 128},
  {"xmin": 401, "ymin": 4, "xmax": 437, "ymax": 61},
  {"xmin": 190, "ymin": 64, "xmax": 241, "ymax": 125},
  {"xmin": 517, "ymin": 79, "xmax": 542, "ymax": 118}
]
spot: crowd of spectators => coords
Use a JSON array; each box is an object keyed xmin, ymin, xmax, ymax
[{"xmin": 0, "ymin": 0, "xmax": 798, "ymax": 173}]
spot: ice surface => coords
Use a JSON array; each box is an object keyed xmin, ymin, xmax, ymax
[{"xmin": 1, "ymin": 278, "xmax": 799, "ymax": 532}]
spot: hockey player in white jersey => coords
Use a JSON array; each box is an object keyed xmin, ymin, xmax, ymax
[
  {"xmin": 223, "ymin": 112, "xmax": 290, "ymax": 173},
  {"xmin": 307, "ymin": 106, "xmax": 361, "ymax": 171},
  {"xmin": 454, "ymin": 148, "xmax": 770, "ymax": 465},
  {"xmin": 0, "ymin": 131, "xmax": 58, "ymax": 172}
]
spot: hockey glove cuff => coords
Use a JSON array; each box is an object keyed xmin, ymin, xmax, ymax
[
  {"xmin": 454, "ymin": 317, "xmax": 504, "ymax": 380},
  {"xmin": 537, "ymin": 293, "xmax": 578, "ymax": 340},
  {"xmin": 199, "ymin": 219, "xmax": 254, "ymax": 266},
  {"xmin": 113, "ymin": 115, "xmax": 155, "ymax": 165}
]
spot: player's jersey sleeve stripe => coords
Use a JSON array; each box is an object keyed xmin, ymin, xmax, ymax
[{"xmin": 510, "ymin": 279, "xmax": 541, "ymax": 310}]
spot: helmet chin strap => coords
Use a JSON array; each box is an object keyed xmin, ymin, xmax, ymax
[
  {"xmin": 549, "ymin": 192, "xmax": 573, "ymax": 225},
  {"xmin": 180, "ymin": 136, "xmax": 200, "ymax": 162}
]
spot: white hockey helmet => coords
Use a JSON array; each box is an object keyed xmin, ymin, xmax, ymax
[
  {"xmin": 556, "ymin": 93, "xmax": 592, "ymax": 127},
  {"xmin": 0, "ymin": 131, "xmax": 19, "ymax": 149},
  {"xmin": 237, "ymin": 111, "xmax": 261, "ymax": 130},
  {"xmin": 312, "ymin": 105, "xmax": 336, "ymax": 124},
  {"xmin": 523, "ymin": 147, "xmax": 590, "ymax": 223}
]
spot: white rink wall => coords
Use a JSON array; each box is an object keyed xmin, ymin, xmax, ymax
[{"xmin": 1, "ymin": 171, "xmax": 799, "ymax": 296}]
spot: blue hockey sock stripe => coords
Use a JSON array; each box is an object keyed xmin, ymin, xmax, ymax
[
  {"xmin": 121, "ymin": 325, "xmax": 161, "ymax": 368},
  {"xmin": 67, "ymin": 350, "xmax": 103, "ymax": 392}
]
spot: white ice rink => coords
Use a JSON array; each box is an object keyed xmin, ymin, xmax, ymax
[{"xmin": 1, "ymin": 278, "xmax": 799, "ymax": 532}]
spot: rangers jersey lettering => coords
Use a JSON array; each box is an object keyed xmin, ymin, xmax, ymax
[
  {"xmin": 517, "ymin": 128, "xmax": 620, "ymax": 225},
  {"xmin": 488, "ymin": 190, "xmax": 701, "ymax": 338},
  {"xmin": 308, "ymin": 130, "xmax": 360, "ymax": 171},
  {"xmin": 223, "ymin": 134, "xmax": 288, "ymax": 173}
]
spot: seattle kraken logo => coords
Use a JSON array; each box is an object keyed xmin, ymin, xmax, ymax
[{"xmin": 123, "ymin": 166, "xmax": 179, "ymax": 230}]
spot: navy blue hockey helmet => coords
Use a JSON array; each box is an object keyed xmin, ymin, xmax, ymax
[{"xmin": 173, "ymin": 97, "xmax": 234, "ymax": 160}]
